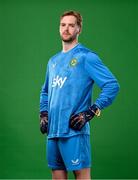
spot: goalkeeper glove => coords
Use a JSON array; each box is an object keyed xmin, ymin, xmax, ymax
[
  {"xmin": 40, "ymin": 111, "xmax": 48, "ymax": 134},
  {"xmin": 69, "ymin": 104, "xmax": 101, "ymax": 131}
]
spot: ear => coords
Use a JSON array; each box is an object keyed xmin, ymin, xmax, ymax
[{"xmin": 77, "ymin": 27, "xmax": 81, "ymax": 34}]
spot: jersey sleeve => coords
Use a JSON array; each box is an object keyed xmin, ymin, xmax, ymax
[
  {"xmin": 85, "ymin": 52, "xmax": 120, "ymax": 110},
  {"xmin": 40, "ymin": 63, "xmax": 49, "ymax": 112}
]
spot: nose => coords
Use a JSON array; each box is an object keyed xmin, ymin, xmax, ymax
[{"xmin": 64, "ymin": 25, "xmax": 69, "ymax": 31}]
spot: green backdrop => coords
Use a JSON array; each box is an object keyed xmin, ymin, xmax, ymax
[{"xmin": 0, "ymin": 0, "xmax": 137, "ymax": 179}]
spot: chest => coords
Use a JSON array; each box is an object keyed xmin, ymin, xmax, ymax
[{"xmin": 50, "ymin": 55, "xmax": 86, "ymax": 78}]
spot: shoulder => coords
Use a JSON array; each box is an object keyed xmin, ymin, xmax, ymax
[
  {"xmin": 48, "ymin": 51, "xmax": 61, "ymax": 65},
  {"xmin": 77, "ymin": 44, "xmax": 101, "ymax": 63}
]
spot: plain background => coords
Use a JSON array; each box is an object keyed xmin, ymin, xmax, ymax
[{"xmin": 0, "ymin": 0, "xmax": 137, "ymax": 179}]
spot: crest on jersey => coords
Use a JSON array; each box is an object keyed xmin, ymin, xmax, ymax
[{"xmin": 70, "ymin": 58, "xmax": 78, "ymax": 67}]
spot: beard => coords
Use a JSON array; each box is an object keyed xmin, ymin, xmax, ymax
[{"xmin": 60, "ymin": 33, "xmax": 78, "ymax": 43}]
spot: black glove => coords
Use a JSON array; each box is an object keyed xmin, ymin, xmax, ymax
[
  {"xmin": 69, "ymin": 104, "xmax": 101, "ymax": 131},
  {"xmin": 40, "ymin": 111, "xmax": 48, "ymax": 134}
]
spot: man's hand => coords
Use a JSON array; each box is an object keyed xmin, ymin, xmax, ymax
[
  {"xmin": 40, "ymin": 111, "xmax": 48, "ymax": 134},
  {"xmin": 69, "ymin": 104, "xmax": 101, "ymax": 130}
]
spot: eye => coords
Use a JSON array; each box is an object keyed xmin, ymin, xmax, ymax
[
  {"xmin": 61, "ymin": 23, "xmax": 66, "ymax": 27},
  {"xmin": 70, "ymin": 24, "xmax": 75, "ymax": 27}
]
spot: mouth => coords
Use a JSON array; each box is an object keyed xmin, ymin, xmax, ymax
[{"xmin": 63, "ymin": 33, "xmax": 71, "ymax": 36}]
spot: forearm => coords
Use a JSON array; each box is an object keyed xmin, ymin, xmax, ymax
[
  {"xmin": 40, "ymin": 84, "xmax": 48, "ymax": 112},
  {"xmin": 94, "ymin": 80, "xmax": 120, "ymax": 110}
]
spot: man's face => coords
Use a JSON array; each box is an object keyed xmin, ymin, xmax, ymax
[{"xmin": 59, "ymin": 15, "xmax": 80, "ymax": 43}]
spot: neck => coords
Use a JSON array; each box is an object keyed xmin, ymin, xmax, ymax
[{"xmin": 62, "ymin": 39, "xmax": 78, "ymax": 53}]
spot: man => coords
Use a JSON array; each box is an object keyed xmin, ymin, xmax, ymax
[{"xmin": 40, "ymin": 10, "xmax": 119, "ymax": 180}]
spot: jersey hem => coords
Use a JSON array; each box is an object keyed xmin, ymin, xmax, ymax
[{"xmin": 47, "ymin": 132, "xmax": 90, "ymax": 139}]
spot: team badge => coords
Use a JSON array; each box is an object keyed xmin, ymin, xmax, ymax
[{"xmin": 70, "ymin": 58, "xmax": 78, "ymax": 67}]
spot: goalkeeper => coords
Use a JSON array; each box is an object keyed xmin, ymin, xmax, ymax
[{"xmin": 40, "ymin": 10, "xmax": 120, "ymax": 180}]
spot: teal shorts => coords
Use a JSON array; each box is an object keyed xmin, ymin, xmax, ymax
[{"xmin": 46, "ymin": 134, "xmax": 91, "ymax": 171}]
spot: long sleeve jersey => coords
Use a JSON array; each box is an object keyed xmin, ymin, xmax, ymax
[{"xmin": 40, "ymin": 43, "xmax": 120, "ymax": 138}]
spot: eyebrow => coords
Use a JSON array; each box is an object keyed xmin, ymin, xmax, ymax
[{"xmin": 60, "ymin": 23, "xmax": 76, "ymax": 25}]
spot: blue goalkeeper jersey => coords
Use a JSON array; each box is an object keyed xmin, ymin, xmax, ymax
[{"xmin": 40, "ymin": 43, "xmax": 119, "ymax": 138}]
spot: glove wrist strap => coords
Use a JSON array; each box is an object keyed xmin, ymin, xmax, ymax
[
  {"xmin": 89, "ymin": 104, "xmax": 101, "ymax": 117},
  {"xmin": 40, "ymin": 111, "xmax": 48, "ymax": 118}
]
